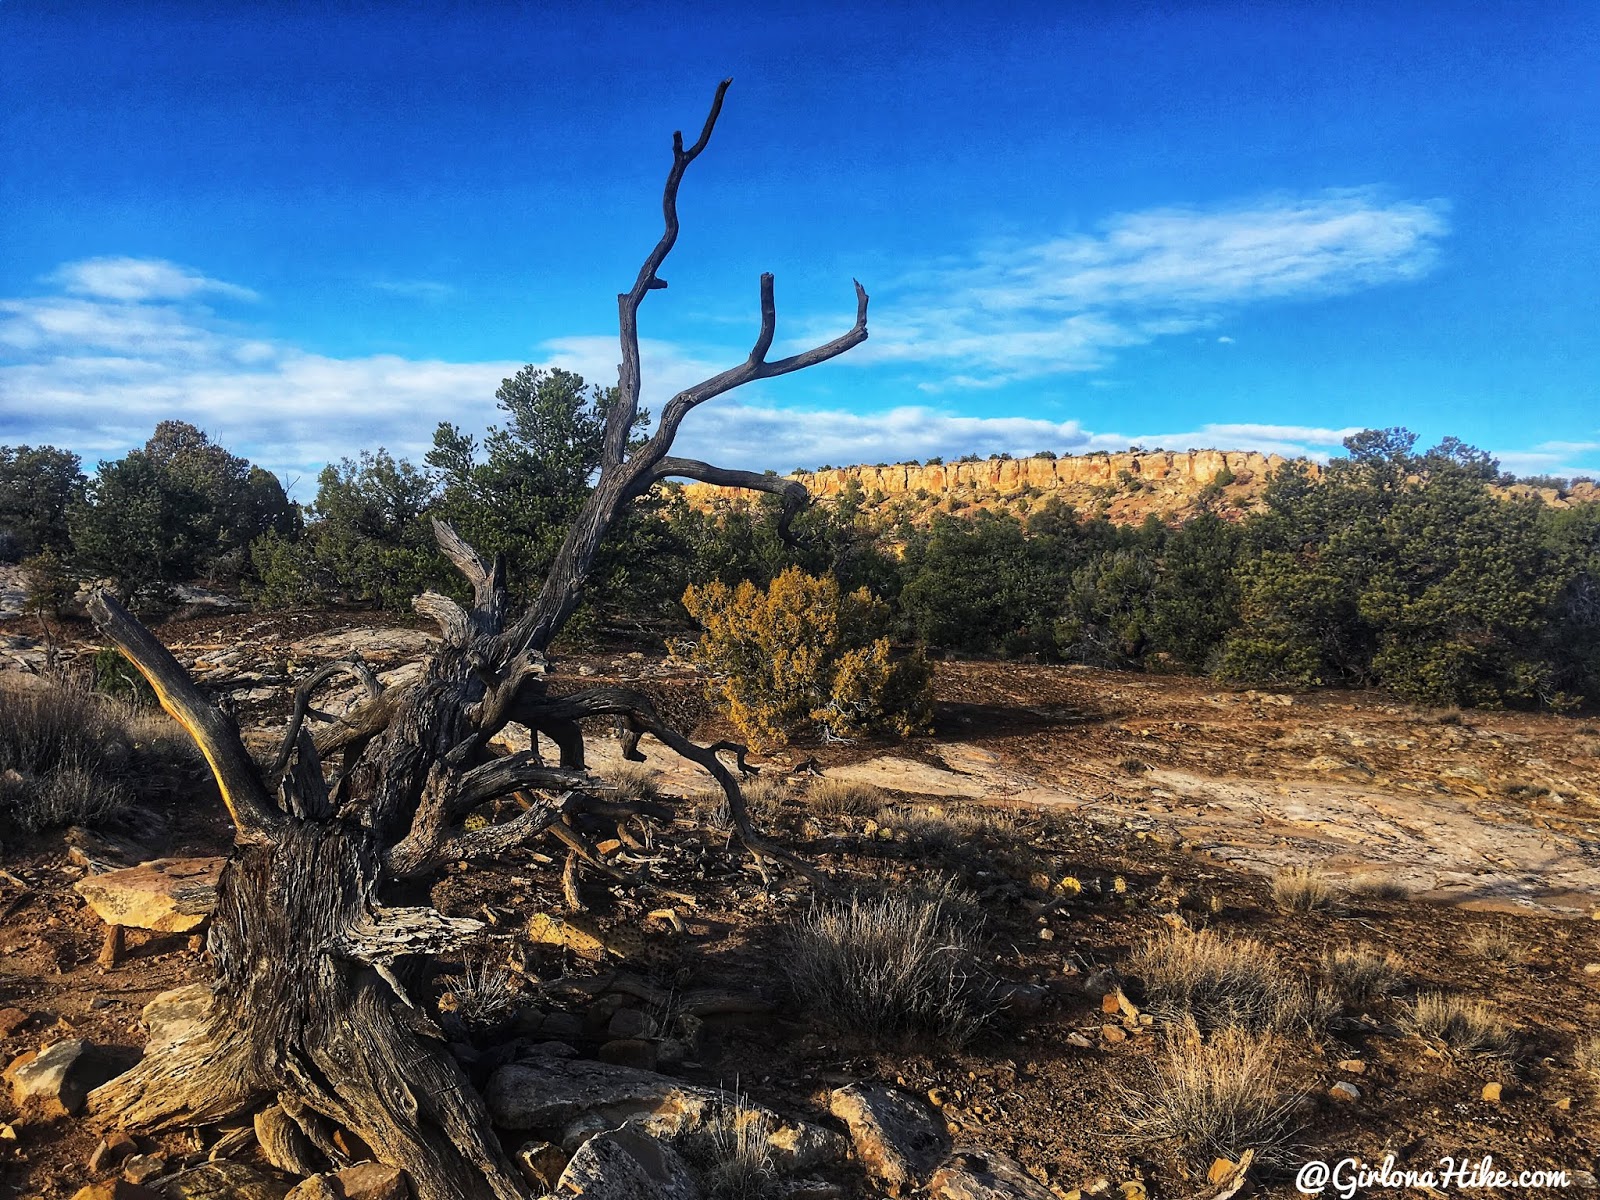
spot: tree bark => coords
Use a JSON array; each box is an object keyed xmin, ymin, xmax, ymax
[{"xmin": 85, "ymin": 78, "xmax": 868, "ymax": 1199}]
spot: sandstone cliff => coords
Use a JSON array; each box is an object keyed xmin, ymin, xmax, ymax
[
  {"xmin": 678, "ymin": 450, "xmax": 1598, "ymax": 527},
  {"xmin": 681, "ymin": 449, "xmax": 1294, "ymax": 525}
]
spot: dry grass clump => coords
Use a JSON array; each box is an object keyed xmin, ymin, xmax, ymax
[
  {"xmin": 604, "ymin": 761, "xmax": 661, "ymax": 802},
  {"xmin": 1575, "ymin": 1033, "xmax": 1600, "ymax": 1089},
  {"xmin": 1321, "ymin": 943, "xmax": 1405, "ymax": 1008},
  {"xmin": 678, "ymin": 1094, "xmax": 779, "ymax": 1200},
  {"xmin": 438, "ymin": 958, "xmax": 518, "ymax": 1034},
  {"xmin": 741, "ymin": 774, "xmax": 790, "ymax": 823},
  {"xmin": 781, "ymin": 889, "xmax": 988, "ymax": 1048},
  {"xmin": 695, "ymin": 776, "xmax": 789, "ymax": 835},
  {"xmin": 1271, "ymin": 866, "xmax": 1339, "ymax": 913},
  {"xmin": 878, "ymin": 802, "xmax": 1022, "ymax": 856},
  {"xmin": 1130, "ymin": 927, "xmax": 1320, "ymax": 1034},
  {"xmin": 1404, "ymin": 991, "xmax": 1515, "ymax": 1059},
  {"xmin": 0, "ymin": 675, "xmax": 195, "ymax": 832},
  {"xmin": 1113, "ymin": 1019, "xmax": 1302, "ymax": 1165},
  {"xmin": 807, "ymin": 777, "xmax": 882, "ymax": 817},
  {"xmin": 1466, "ymin": 922, "xmax": 1524, "ymax": 965},
  {"xmin": 1345, "ymin": 875, "xmax": 1413, "ymax": 901}
]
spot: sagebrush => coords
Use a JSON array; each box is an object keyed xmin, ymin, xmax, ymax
[
  {"xmin": 681, "ymin": 567, "xmax": 932, "ymax": 750},
  {"xmin": 780, "ymin": 889, "xmax": 987, "ymax": 1047}
]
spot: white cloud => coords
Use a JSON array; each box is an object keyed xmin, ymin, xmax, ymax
[
  {"xmin": 0, "ymin": 261, "xmax": 732, "ymax": 493},
  {"xmin": 49, "ymin": 257, "xmax": 258, "ymax": 303},
  {"xmin": 1493, "ymin": 440, "xmax": 1600, "ymax": 480},
  {"xmin": 840, "ymin": 190, "xmax": 1446, "ymax": 386},
  {"xmin": 5, "ymin": 254, "xmax": 1592, "ymax": 500},
  {"xmin": 667, "ymin": 404, "xmax": 1364, "ymax": 472}
]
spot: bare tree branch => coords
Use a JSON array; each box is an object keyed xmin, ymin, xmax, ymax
[
  {"xmin": 389, "ymin": 800, "xmax": 565, "ymax": 881},
  {"xmin": 413, "ymin": 592, "xmax": 471, "ymax": 646},
  {"xmin": 606, "ymin": 77, "xmax": 733, "ymax": 467},
  {"xmin": 649, "ymin": 455, "xmax": 811, "ymax": 535},
  {"xmin": 273, "ymin": 657, "xmax": 383, "ymax": 778},
  {"xmin": 88, "ymin": 589, "xmax": 282, "ymax": 842},
  {"xmin": 646, "ymin": 275, "xmax": 869, "ymax": 451}
]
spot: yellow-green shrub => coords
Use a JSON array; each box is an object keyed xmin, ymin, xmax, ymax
[{"xmin": 680, "ymin": 567, "xmax": 932, "ymax": 749}]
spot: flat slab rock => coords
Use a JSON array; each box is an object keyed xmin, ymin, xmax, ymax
[
  {"xmin": 929, "ymin": 1149, "xmax": 1058, "ymax": 1199},
  {"xmin": 485, "ymin": 1058, "xmax": 843, "ymax": 1170},
  {"xmin": 154, "ymin": 1162, "xmax": 294, "ymax": 1199},
  {"xmin": 8, "ymin": 1038, "xmax": 123, "ymax": 1117},
  {"xmin": 828, "ymin": 1083, "xmax": 950, "ymax": 1196},
  {"xmin": 556, "ymin": 1125, "xmax": 701, "ymax": 1199},
  {"xmin": 73, "ymin": 857, "xmax": 224, "ymax": 932}
]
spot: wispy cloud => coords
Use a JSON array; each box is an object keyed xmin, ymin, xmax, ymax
[
  {"xmin": 669, "ymin": 405, "xmax": 1363, "ymax": 472},
  {"xmin": 5, "ymin": 254, "xmax": 1591, "ymax": 498},
  {"xmin": 843, "ymin": 190, "xmax": 1447, "ymax": 386},
  {"xmin": 0, "ymin": 260, "xmax": 726, "ymax": 492},
  {"xmin": 1494, "ymin": 440, "xmax": 1600, "ymax": 480},
  {"xmin": 49, "ymin": 257, "xmax": 258, "ymax": 303}
]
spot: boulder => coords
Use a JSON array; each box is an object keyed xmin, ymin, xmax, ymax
[
  {"xmin": 155, "ymin": 1161, "xmax": 293, "ymax": 1199},
  {"xmin": 9, "ymin": 1038, "xmax": 121, "ymax": 1116},
  {"xmin": 554, "ymin": 1125, "xmax": 701, "ymax": 1199},
  {"xmin": 285, "ymin": 1164, "xmax": 409, "ymax": 1200},
  {"xmin": 828, "ymin": 1083, "xmax": 950, "ymax": 1196},
  {"xmin": 512, "ymin": 1140, "xmax": 568, "ymax": 1191},
  {"xmin": 73, "ymin": 858, "xmax": 223, "ymax": 933},
  {"xmin": 487, "ymin": 1058, "xmax": 714, "ymax": 1131},
  {"xmin": 140, "ymin": 984, "xmax": 215, "ymax": 1053},
  {"xmin": 69, "ymin": 1184, "xmax": 162, "ymax": 1200},
  {"xmin": 486, "ymin": 1059, "xmax": 843, "ymax": 1169},
  {"xmin": 929, "ymin": 1149, "xmax": 1057, "ymax": 1199}
]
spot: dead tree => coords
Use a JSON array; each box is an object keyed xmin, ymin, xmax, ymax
[{"xmin": 84, "ymin": 79, "xmax": 866, "ymax": 1200}]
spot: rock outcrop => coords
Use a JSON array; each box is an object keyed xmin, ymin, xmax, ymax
[
  {"xmin": 828, "ymin": 1083, "xmax": 950, "ymax": 1197},
  {"xmin": 677, "ymin": 451, "xmax": 1600, "ymax": 528},
  {"xmin": 679, "ymin": 450, "xmax": 1294, "ymax": 526}
]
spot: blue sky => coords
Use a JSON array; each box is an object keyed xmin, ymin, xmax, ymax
[{"xmin": 3, "ymin": 0, "xmax": 1597, "ymax": 495}]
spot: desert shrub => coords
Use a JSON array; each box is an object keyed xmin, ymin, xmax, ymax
[
  {"xmin": 1114, "ymin": 1019, "xmax": 1302, "ymax": 1165},
  {"xmin": 437, "ymin": 958, "xmax": 518, "ymax": 1035},
  {"xmin": 90, "ymin": 646, "xmax": 159, "ymax": 707},
  {"xmin": 20, "ymin": 548, "xmax": 75, "ymax": 618},
  {"xmin": 678, "ymin": 1093, "xmax": 780, "ymax": 1200},
  {"xmin": 1130, "ymin": 926, "xmax": 1318, "ymax": 1034},
  {"xmin": 1466, "ymin": 922, "xmax": 1524, "ymax": 965},
  {"xmin": 740, "ymin": 774, "xmax": 790, "ymax": 822},
  {"xmin": 0, "ymin": 676, "xmax": 195, "ymax": 831},
  {"xmin": 807, "ymin": 777, "xmax": 881, "ymax": 817},
  {"xmin": 1575, "ymin": 1033, "xmax": 1600, "ymax": 1089},
  {"xmin": 781, "ymin": 889, "xmax": 987, "ymax": 1047},
  {"xmin": 1404, "ymin": 991, "xmax": 1515, "ymax": 1058},
  {"xmin": 1345, "ymin": 876, "xmax": 1412, "ymax": 901},
  {"xmin": 1320, "ymin": 944, "xmax": 1405, "ymax": 1007},
  {"xmin": 697, "ymin": 776, "xmax": 788, "ymax": 833},
  {"xmin": 875, "ymin": 802, "xmax": 1022, "ymax": 862},
  {"xmin": 604, "ymin": 761, "xmax": 660, "ymax": 803},
  {"xmin": 1271, "ymin": 866, "xmax": 1339, "ymax": 913},
  {"xmin": 681, "ymin": 567, "xmax": 932, "ymax": 750}
]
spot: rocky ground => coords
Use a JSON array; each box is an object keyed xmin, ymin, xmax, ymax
[{"xmin": 2, "ymin": 610, "xmax": 1598, "ymax": 1199}]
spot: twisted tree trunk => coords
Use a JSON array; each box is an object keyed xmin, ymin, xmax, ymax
[{"xmin": 85, "ymin": 79, "xmax": 867, "ymax": 1200}]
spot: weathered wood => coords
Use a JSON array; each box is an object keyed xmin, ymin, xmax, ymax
[
  {"xmin": 85, "ymin": 79, "xmax": 864, "ymax": 1200},
  {"xmin": 87, "ymin": 590, "xmax": 281, "ymax": 841}
]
